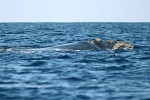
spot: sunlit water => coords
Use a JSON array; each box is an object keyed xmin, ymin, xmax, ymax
[{"xmin": 0, "ymin": 23, "xmax": 150, "ymax": 100}]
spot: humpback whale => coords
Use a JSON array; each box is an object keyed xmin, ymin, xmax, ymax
[{"xmin": 53, "ymin": 38, "xmax": 134, "ymax": 51}]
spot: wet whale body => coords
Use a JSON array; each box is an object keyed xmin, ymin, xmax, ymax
[
  {"xmin": 0, "ymin": 38, "xmax": 134, "ymax": 53},
  {"xmin": 53, "ymin": 38, "xmax": 134, "ymax": 51}
]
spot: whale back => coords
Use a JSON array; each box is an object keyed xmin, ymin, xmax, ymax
[
  {"xmin": 92, "ymin": 39, "xmax": 134, "ymax": 50},
  {"xmin": 54, "ymin": 41, "xmax": 100, "ymax": 50},
  {"xmin": 93, "ymin": 40, "xmax": 116, "ymax": 49},
  {"xmin": 53, "ymin": 38, "xmax": 134, "ymax": 51}
]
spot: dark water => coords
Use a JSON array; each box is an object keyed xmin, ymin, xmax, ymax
[{"xmin": 0, "ymin": 23, "xmax": 150, "ymax": 100}]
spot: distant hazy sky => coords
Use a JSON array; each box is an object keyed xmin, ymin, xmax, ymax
[{"xmin": 0, "ymin": 0, "xmax": 150, "ymax": 22}]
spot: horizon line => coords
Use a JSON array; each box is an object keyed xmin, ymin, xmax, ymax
[{"xmin": 0, "ymin": 21, "xmax": 150, "ymax": 23}]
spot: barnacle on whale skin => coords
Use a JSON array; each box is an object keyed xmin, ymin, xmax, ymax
[{"xmin": 112, "ymin": 42, "xmax": 134, "ymax": 50}]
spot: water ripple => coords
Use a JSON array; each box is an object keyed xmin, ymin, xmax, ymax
[{"xmin": 0, "ymin": 23, "xmax": 150, "ymax": 100}]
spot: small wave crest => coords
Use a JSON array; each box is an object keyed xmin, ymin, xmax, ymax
[{"xmin": 0, "ymin": 47, "xmax": 12, "ymax": 53}]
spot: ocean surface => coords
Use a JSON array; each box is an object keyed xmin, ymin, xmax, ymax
[{"xmin": 0, "ymin": 23, "xmax": 150, "ymax": 100}]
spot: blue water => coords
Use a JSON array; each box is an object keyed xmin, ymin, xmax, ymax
[{"xmin": 0, "ymin": 23, "xmax": 150, "ymax": 100}]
